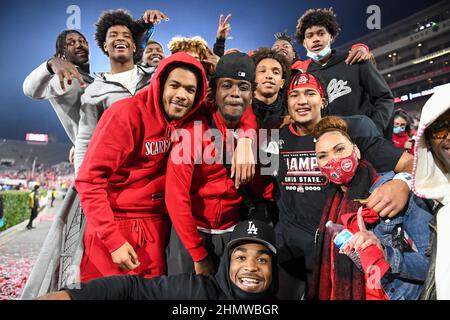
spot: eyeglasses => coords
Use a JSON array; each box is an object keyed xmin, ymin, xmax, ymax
[{"xmin": 427, "ymin": 119, "xmax": 449, "ymax": 139}]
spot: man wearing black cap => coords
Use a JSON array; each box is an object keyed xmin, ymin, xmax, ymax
[
  {"xmin": 165, "ymin": 52, "xmax": 273, "ymax": 277},
  {"xmin": 37, "ymin": 219, "xmax": 277, "ymax": 300}
]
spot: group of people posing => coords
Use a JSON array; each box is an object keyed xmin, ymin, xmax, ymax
[{"xmin": 24, "ymin": 7, "xmax": 450, "ymax": 300}]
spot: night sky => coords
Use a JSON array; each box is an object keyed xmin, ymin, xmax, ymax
[{"xmin": 0, "ymin": 0, "xmax": 443, "ymax": 144}]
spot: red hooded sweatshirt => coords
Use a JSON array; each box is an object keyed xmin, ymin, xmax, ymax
[{"xmin": 165, "ymin": 110, "xmax": 273, "ymax": 262}]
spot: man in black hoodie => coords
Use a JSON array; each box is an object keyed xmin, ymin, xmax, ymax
[
  {"xmin": 37, "ymin": 219, "xmax": 277, "ymax": 300},
  {"xmin": 295, "ymin": 8, "xmax": 394, "ymax": 138}
]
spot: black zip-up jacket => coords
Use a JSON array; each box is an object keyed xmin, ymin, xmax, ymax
[
  {"xmin": 253, "ymin": 95, "xmax": 288, "ymax": 130},
  {"xmin": 307, "ymin": 50, "xmax": 394, "ymax": 137},
  {"xmin": 66, "ymin": 246, "xmax": 276, "ymax": 300}
]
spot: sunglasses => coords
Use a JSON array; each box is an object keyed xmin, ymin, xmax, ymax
[{"xmin": 427, "ymin": 119, "xmax": 449, "ymax": 139}]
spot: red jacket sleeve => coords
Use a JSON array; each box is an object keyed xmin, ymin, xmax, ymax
[
  {"xmin": 165, "ymin": 121, "xmax": 209, "ymax": 262},
  {"xmin": 75, "ymin": 109, "xmax": 134, "ymax": 253},
  {"xmin": 291, "ymin": 59, "xmax": 312, "ymax": 72},
  {"xmin": 237, "ymin": 104, "xmax": 258, "ymax": 140}
]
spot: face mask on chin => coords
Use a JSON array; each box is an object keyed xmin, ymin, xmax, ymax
[
  {"xmin": 320, "ymin": 146, "xmax": 359, "ymax": 185},
  {"xmin": 306, "ymin": 38, "xmax": 332, "ymax": 62}
]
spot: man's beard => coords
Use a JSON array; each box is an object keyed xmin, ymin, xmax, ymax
[{"xmin": 222, "ymin": 112, "xmax": 242, "ymax": 123}]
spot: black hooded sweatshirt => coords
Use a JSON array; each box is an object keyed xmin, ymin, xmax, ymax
[
  {"xmin": 307, "ymin": 49, "xmax": 394, "ymax": 138},
  {"xmin": 66, "ymin": 246, "xmax": 276, "ymax": 300},
  {"xmin": 252, "ymin": 95, "xmax": 288, "ymax": 130}
]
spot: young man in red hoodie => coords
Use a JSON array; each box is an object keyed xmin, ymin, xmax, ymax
[
  {"xmin": 75, "ymin": 52, "xmax": 258, "ymax": 282},
  {"xmin": 165, "ymin": 52, "xmax": 273, "ymax": 277},
  {"xmin": 75, "ymin": 53, "xmax": 208, "ymax": 282}
]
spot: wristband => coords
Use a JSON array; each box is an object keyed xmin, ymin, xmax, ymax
[
  {"xmin": 392, "ymin": 172, "xmax": 412, "ymax": 190},
  {"xmin": 351, "ymin": 43, "xmax": 370, "ymax": 53}
]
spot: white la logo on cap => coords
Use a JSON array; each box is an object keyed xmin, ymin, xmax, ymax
[
  {"xmin": 238, "ymin": 71, "xmax": 246, "ymax": 77},
  {"xmin": 247, "ymin": 221, "xmax": 258, "ymax": 235}
]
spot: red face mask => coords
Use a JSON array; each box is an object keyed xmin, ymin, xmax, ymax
[{"xmin": 320, "ymin": 147, "xmax": 359, "ymax": 185}]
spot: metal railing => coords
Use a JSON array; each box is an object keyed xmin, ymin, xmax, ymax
[{"xmin": 20, "ymin": 183, "xmax": 85, "ymax": 299}]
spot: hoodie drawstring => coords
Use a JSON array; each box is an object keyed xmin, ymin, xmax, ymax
[{"xmin": 132, "ymin": 219, "xmax": 149, "ymax": 250}]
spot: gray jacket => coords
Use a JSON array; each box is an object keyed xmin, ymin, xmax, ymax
[
  {"xmin": 74, "ymin": 65, "xmax": 155, "ymax": 174},
  {"xmin": 22, "ymin": 61, "xmax": 94, "ymax": 144}
]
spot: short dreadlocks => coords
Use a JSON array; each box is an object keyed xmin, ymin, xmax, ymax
[
  {"xmin": 54, "ymin": 30, "xmax": 87, "ymax": 58},
  {"xmin": 274, "ymin": 32, "xmax": 299, "ymax": 61}
]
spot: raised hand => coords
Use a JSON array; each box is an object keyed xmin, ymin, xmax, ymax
[
  {"xmin": 143, "ymin": 10, "xmax": 170, "ymax": 25},
  {"xmin": 217, "ymin": 14, "xmax": 232, "ymax": 40},
  {"xmin": 48, "ymin": 57, "xmax": 86, "ymax": 90},
  {"xmin": 345, "ymin": 45, "xmax": 371, "ymax": 65}
]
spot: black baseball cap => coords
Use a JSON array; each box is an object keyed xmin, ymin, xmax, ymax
[
  {"xmin": 212, "ymin": 52, "xmax": 256, "ymax": 83},
  {"xmin": 227, "ymin": 220, "xmax": 277, "ymax": 254}
]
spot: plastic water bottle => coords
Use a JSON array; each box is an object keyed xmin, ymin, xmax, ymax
[{"xmin": 326, "ymin": 220, "xmax": 362, "ymax": 271}]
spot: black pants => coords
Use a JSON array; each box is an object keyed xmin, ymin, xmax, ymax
[
  {"xmin": 166, "ymin": 226, "xmax": 232, "ymax": 275},
  {"xmin": 27, "ymin": 207, "xmax": 38, "ymax": 228},
  {"xmin": 275, "ymin": 220, "xmax": 318, "ymax": 300}
]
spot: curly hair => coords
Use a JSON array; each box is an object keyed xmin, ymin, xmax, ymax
[
  {"xmin": 295, "ymin": 8, "xmax": 341, "ymax": 44},
  {"xmin": 168, "ymin": 36, "xmax": 209, "ymax": 61},
  {"xmin": 313, "ymin": 116, "xmax": 351, "ymax": 142},
  {"xmin": 251, "ymin": 48, "xmax": 291, "ymax": 84},
  {"xmin": 95, "ymin": 9, "xmax": 144, "ymax": 56},
  {"xmin": 55, "ymin": 30, "xmax": 87, "ymax": 57}
]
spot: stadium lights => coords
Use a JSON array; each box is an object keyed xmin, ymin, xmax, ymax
[
  {"xmin": 419, "ymin": 25, "xmax": 425, "ymax": 30},
  {"xmin": 393, "ymin": 53, "xmax": 397, "ymax": 56},
  {"xmin": 418, "ymin": 43, "xmax": 422, "ymax": 47},
  {"xmin": 388, "ymin": 54, "xmax": 392, "ymax": 58},
  {"xmin": 413, "ymin": 47, "xmax": 450, "ymax": 64}
]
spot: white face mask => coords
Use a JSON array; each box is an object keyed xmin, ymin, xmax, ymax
[{"xmin": 306, "ymin": 38, "xmax": 332, "ymax": 62}]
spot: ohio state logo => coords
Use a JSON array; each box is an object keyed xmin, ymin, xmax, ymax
[
  {"xmin": 341, "ymin": 158, "xmax": 354, "ymax": 172},
  {"xmin": 298, "ymin": 75, "xmax": 308, "ymax": 84}
]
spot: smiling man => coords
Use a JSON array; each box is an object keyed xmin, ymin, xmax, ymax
[
  {"xmin": 23, "ymin": 29, "xmax": 94, "ymax": 145},
  {"xmin": 251, "ymin": 48, "xmax": 291, "ymax": 129},
  {"xmin": 37, "ymin": 220, "xmax": 277, "ymax": 300},
  {"xmin": 74, "ymin": 9, "xmax": 169, "ymax": 174},
  {"xmin": 412, "ymin": 84, "xmax": 450, "ymax": 300},
  {"xmin": 141, "ymin": 40, "xmax": 165, "ymax": 67}
]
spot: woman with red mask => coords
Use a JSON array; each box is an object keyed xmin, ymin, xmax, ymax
[{"xmin": 307, "ymin": 115, "xmax": 432, "ymax": 300}]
